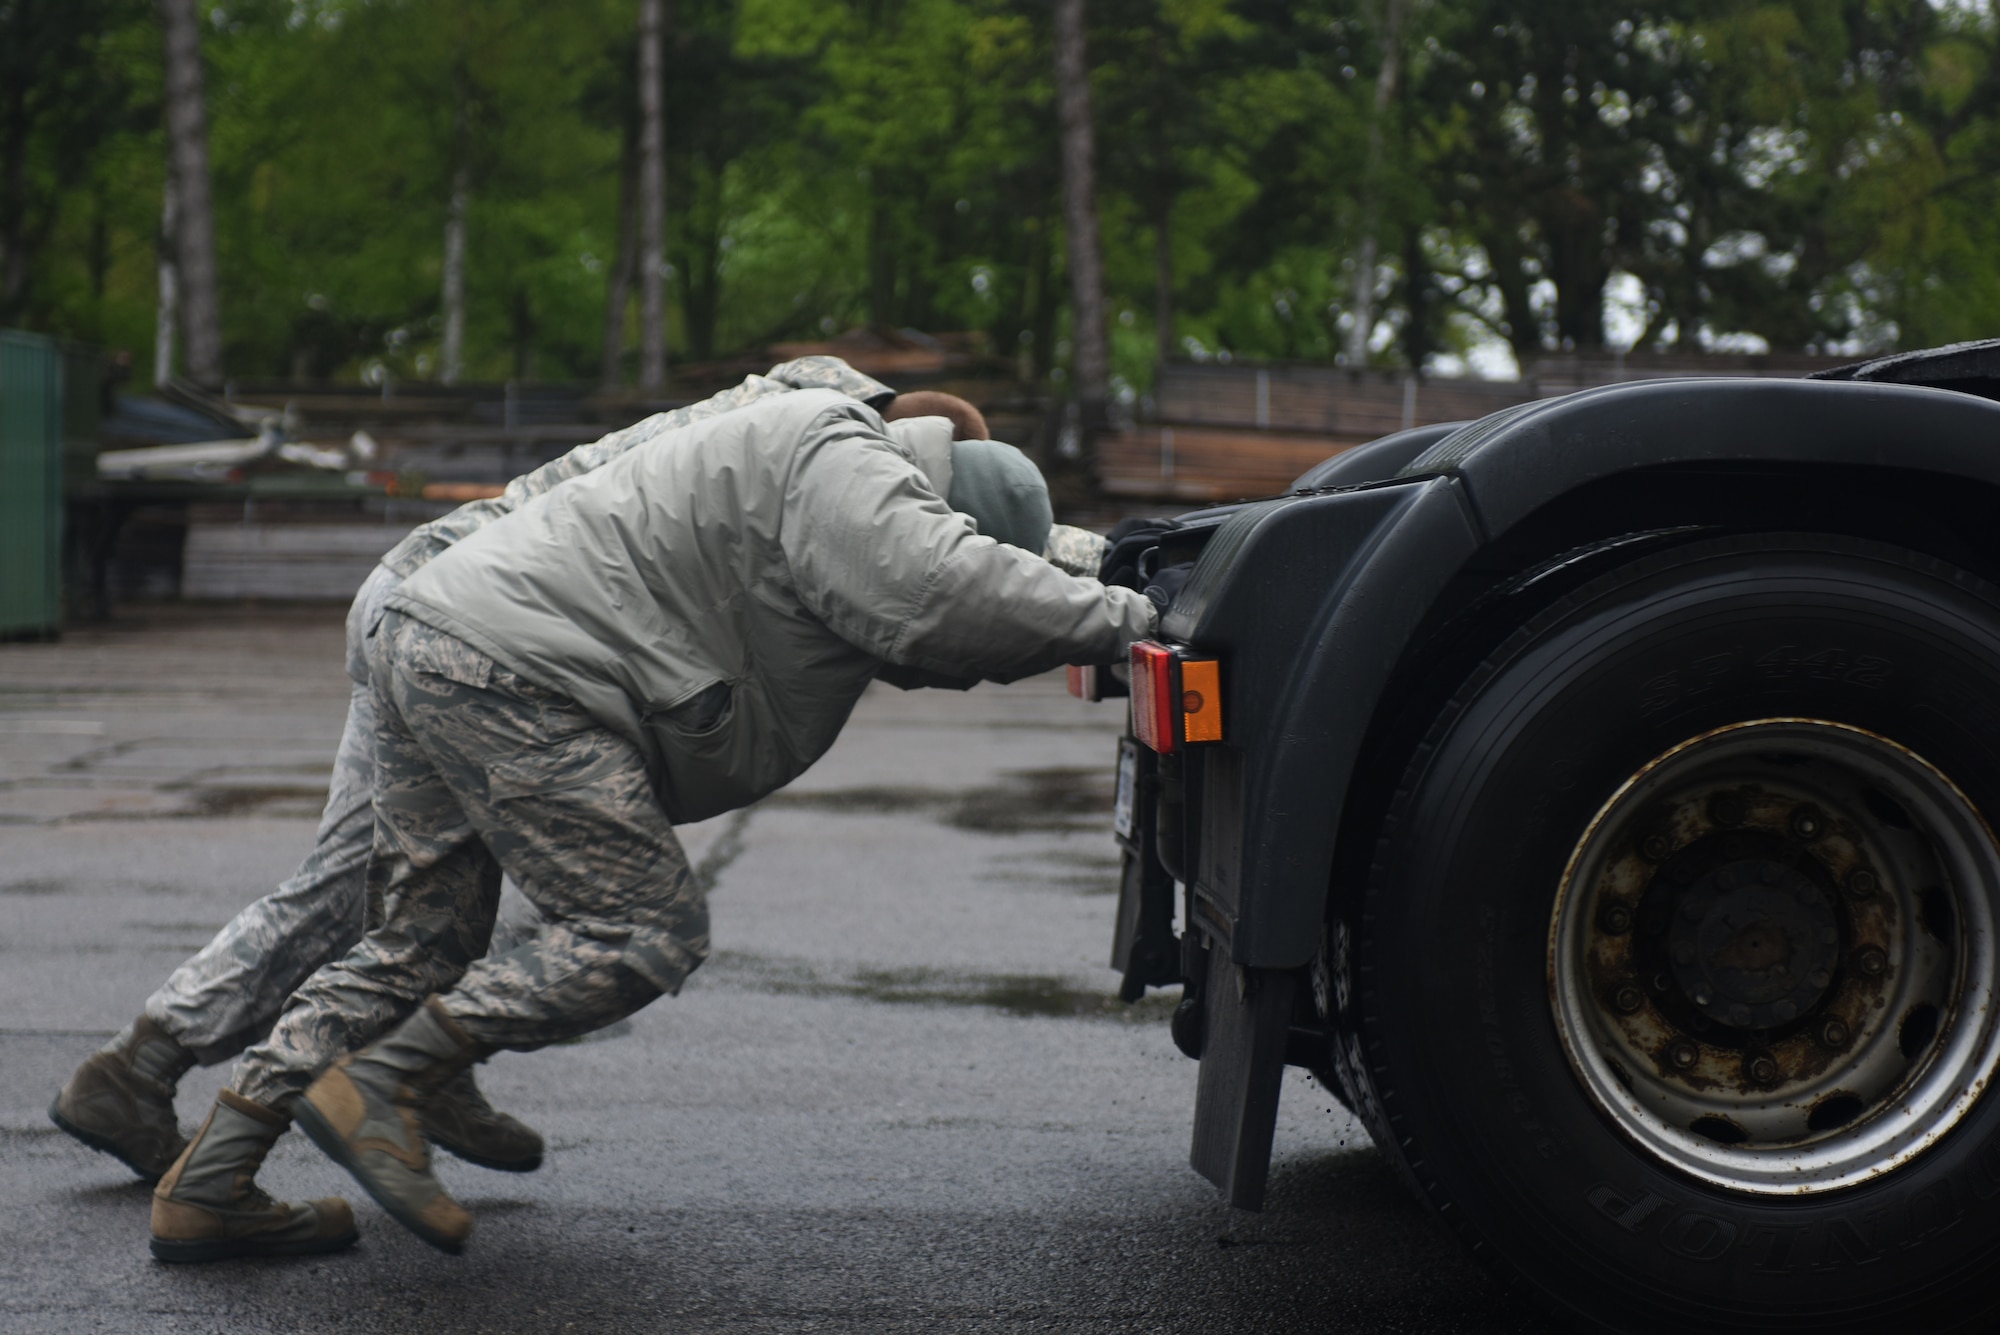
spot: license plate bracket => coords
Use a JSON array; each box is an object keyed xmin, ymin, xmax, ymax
[{"xmin": 1113, "ymin": 737, "xmax": 1140, "ymax": 840}]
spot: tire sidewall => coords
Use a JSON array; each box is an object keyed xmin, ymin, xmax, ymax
[{"xmin": 1364, "ymin": 535, "xmax": 2000, "ymax": 1333}]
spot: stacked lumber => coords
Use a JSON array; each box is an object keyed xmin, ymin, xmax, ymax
[
  {"xmin": 1097, "ymin": 425, "xmax": 1364, "ymax": 502},
  {"xmin": 1155, "ymin": 364, "xmax": 1529, "ymax": 438},
  {"xmin": 182, "ymin": 521, "xmax": 415, "ymax": 601},
  {"xmin": 1104, "ymin": 351, "xmax": 1854, "ymax": 504},
  {"xmin": 1525, "ymin": 349, "xmax": 1852, "ymax": 394}
]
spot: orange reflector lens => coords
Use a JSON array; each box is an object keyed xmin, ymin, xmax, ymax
[
  {"xmin": 1180, "ymin": 658, "xmax": 1222, "ymax": 743},
  {"xmin": 1130, "ymin": 641, "xmax": 1177, "ymax": 752}
]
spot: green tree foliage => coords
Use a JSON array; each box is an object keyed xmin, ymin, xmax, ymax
[
  {"xmin": 8, "ymin": 0, "xmax": 2000, "ymax": 386},
  {"xmin": 1, "ymin": 0, "xmax": 157, "ymax": 332}
]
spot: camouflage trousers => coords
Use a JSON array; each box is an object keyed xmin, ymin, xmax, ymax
[
  {"xmin": 232, "ymin": 612, "xmax": 708, "ymax": 1105},
  {"xmin": 139, "ymin": 566, "xmax": 442, "ymax": 1064}
]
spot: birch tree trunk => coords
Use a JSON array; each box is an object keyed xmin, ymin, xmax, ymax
[
  {"xmin": 1150, "ymin": 25, "xmax": 1175, "ymax": 367},
  {"xmin": 1344, "ymin": 0, "xmax": 1406, "ymax": 369},
  {"xmin": 636, "ymin": 0, "xmax": 667, "ymax": 391},
  {"xmin": 600, "ymin": 121, "xmax": 639, "ymax": 388},
  {"xmin": 439, "ymin": 166, "xmax": 468, "ymax": 383},
  {"xmin": 158, "ymin": 0, "xmax": 223, "ymax": 387},
  {"xmin": 1052, "ymin": 0, "xmax": 1109, "ymax": 428},
  {"xmin": 440, "ymin": 77, "xmax": 470, "ymax": 385},
  {"xmin": 1153, "ymin": 201, "xmax": 1174, "ymax": 365},
  {"xmin": 1, "ymin": 73, "xmax": 30, "ymax": 322},
  {"xmin": 154, "ymin": 174, "xmax": 178, "ymax": 386}
]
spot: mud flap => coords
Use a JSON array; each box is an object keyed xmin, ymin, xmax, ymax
[
  {"xmin": 1110, "ymin": 844, "xmax": 1179, "ymax": 1001},
  {"xmin": 1110, "ymin": 738, "xmax": 1179, "ymax": 1001},
  {"xmin": 1189, "ymin": 937, "xmax": 1294, "ymax": 1210}
]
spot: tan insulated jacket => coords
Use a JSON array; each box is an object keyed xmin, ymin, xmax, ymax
[{"xmin": 387, "ymin": 389, "xmax": 1156, "ymax": 822}]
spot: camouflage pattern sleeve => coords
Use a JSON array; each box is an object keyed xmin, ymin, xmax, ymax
[
  {"xmin": 382, "ymin": 356, "xmax": 897, "ymax": 579},
  {"xmin": 1042, "ymin": 523, "xmax": 1110, "ymax": 578},
  {"xmin": 766, "ymin": 354, "xmax": 895, "ymax": 409}
]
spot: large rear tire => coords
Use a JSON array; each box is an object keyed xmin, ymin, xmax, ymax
[{"xmin": 1349, "ymin": 534, "xmax": 2000, "ymax": 1333}]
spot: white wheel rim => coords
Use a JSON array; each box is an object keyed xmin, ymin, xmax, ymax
[{"xmin": 1548, "ymin": 719, "xmax": 2000, "ymax": 1194}]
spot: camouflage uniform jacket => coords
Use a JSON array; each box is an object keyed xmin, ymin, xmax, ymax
[
  {"xmin": 387, "ymin": 389, "xmax": 1157, "ymax": 823},
  {"xmin": 378, "ymin": 355, "xmax": 895, "ymax": 580}
]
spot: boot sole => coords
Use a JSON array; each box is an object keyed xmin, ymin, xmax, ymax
[
  {"xmin": 292, "ymin": 1097, "xmax": 467, "ymax": 1255},
  {"xmin": 427, "ymin": 1135, "xmax": 542, "ymax": 1174},
  {"xmin": 47, "ymin": 1097, "xmax": 176, "ymax": 1185},
  {"xmin": 150, "ymin": 1227, "xmax": 359, "ymax": 1264}
]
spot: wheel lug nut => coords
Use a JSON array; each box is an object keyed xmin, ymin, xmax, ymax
[
  {"xmin": 1613, "ymin": 985, "xmax": 1644, "ymax": 1014},
  {"xmin": 1747, "ymin": 1054, "xmax": 1780, "ymax": 1085},
  {"xmin": 1639, "ymin": 833, "xmax": 1672, "ymax": 862},
  {"xmin": 1709, "ymin": 793, "xmax": 1746, "ymax": 827},
  {"xmin": 1846, "ymin": 868, "xmax": 1878, "ymax": 899},
  {"xmin": 1599, "ymin": 903, "xmax": 1633, "ymax": 935},
  {"xmin": 1818, "ymin": 1018, "xmax": 1851, "ymax": 1049},
  {"xmin": 1790, "ymin": 805, "xmax": 1825, "ymax": 841},
  {"xmin": 1667, "ymin": 1039, "xmax": 1700, "ymax": 1070},
  {"xmin": 1855, "ymin": 947, "xmax": 1889, "ymax": 978}
]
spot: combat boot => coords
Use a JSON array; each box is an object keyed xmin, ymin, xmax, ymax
[
  {"xmin": 150, "ymin": 1089, "xmax": 357, "ymax": 1262},
  {"xmin": 50, "ymin": 1015, "xmax": 195, "ymax": 1182},
  {"xmin": 417, "ymin": 1067, "xmax": 545, "ymax": 1173},
  {"xmin": 293, "ymin": 997, "xmax": 481, "ymax": 1253}
]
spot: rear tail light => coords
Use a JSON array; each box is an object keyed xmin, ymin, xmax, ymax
[
  {"xmin": 1130, "ymin": 642, "xmax": 1176, "ymax": 750},
  {"xmin": 1129, "ymin": 641, "xmax": 1222, "ymax": 753},
  {"xmin": 1067, "ymin": 664, "xmax": 1100, "ymax": 701}
]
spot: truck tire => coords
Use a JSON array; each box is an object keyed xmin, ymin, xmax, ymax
[{"xmin": 1350, "ymin": 533, "xmax": 2000, "ymax": 1333}]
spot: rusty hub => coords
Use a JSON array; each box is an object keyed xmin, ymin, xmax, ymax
[
  {"xmin": 1656, "ymin": 853, "xmax": 1840, "ymax": 1031},
  {"xmin": 1549, "ymin": 719, "xmax": 2000, "ymax": 1195}
]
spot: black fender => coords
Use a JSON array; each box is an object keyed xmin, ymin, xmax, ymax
[
  {"xmin": 1163, "ymin": 477, "xmax": 1480, "ymax": 970},
  {"xmin": 1169, "ymin": 376, "xmax": 2000, "ymax": 972},
  {"xmin": 1401, "ymin": 376, "xmax": 2000, "ymax": 534},
  {"xmin": 1289, "ymin": 420, "xmax": 1465, "ymax": 490}
]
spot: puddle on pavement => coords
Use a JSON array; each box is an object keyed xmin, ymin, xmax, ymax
[
  {"xmin": 50, "ymin": 740, "xmax": 141, "ymax": 773},
  {"xmin": 0, "ymin": 878, "xmax": 69, "ymax": 896},
  {"xmin": 946, "ymin": 767, "xmax": 1112, "ymax": 834},
  {"xmin": 977, "ymin": 848, "xmax": 1122, "ymax": 895},
  {"xmin": 765, "ymin": 785, "xmax": 935, "ymax": 814},
  {"xmin": 968, "ymin": 843, "xmax": 1128, "ymax": 895},
  {"xmin": 707, "ymin": 950, "xmax": 1174, "ymax": 1022},
  {"xmin": 145, "ymin": 784, "xmax": 328, "ymax": 818},
  {"xmin": 976, "ymin": 868, "xmax": 1121, "ymax": 895},
  {"xmin": 49, "ymin": 783, "xmax": 330, "ymax": 821},
  {"xmin": 763, "ymin": 767, "xmax": 1113, "ymax": 836},
  {"xmin": 184, "ymin": 784, "xmax": 330, "ymax": 817}
]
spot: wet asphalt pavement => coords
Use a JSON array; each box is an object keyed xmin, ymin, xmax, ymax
[{"xmin": 0, "ymin": 604, "xmax": 1554, "ymax": 1334}]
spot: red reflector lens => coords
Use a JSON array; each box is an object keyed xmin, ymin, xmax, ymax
[
  {"xmin": 1067, "ymin": 664, "xmax": 1098, "ymax": 701},
  {"xmin": 1130, "ymin": 641, "xmax": 1177, "ymax": 752}
]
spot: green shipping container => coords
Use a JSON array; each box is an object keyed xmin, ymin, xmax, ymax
[{"xmin": 0, "ymin": 329, "xmax": 64, "ymax": 639}]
